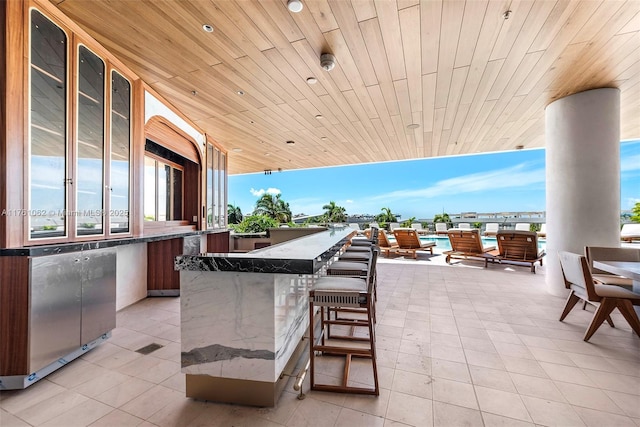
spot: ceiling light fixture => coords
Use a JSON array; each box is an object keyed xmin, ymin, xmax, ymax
[
  {"xmin": 321, "ymin": 137, "xmax": 328, "ymax": 141},
  {"xmin": 286, "ymin": 140, "xmax": 295, "ymax": 145},
  {"xmin": 315, "ymin": 114, "xmax": 324, "ymax": 119},
  {"xmin": 320, "ymin": 53, "xmax": 336, "ymax": 71},
  {"xmin": 515, "ymin": 144, "xmax": 524, "ymax": 150},
  {"xmin": 191, "ymin": 90, "xmax": 197, "ymax": 96},
  {"xmin": 502, "ymin": 10, "xmax": 512, "ymax": 20},
  {"xmin": 306, "ymin": 77, "xmax": 317, "ymax": 84},
  {"xmin": 232, "ymin": 148, "xmax": 242, "ymax": 152},
  {"xmin": 236, "ymin": 90, "xmax": 245, "ymax": 95},
  {"xmin": 287, "ymin": 0, "xmax": 303, "ymax": 13},
  {"xmin": 202, "ymin": 24, "xmax": 214, "ymax": 33},
  {"xmin": 407, "ymin": 123, "xmax": 420, "ymax": 129}
]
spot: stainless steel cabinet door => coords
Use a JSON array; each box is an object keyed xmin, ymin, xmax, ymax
[
  {"xmin": 81, "ymin": 249, "xmax": 116, "ymax": 344},
  {"xmin": 30, "ymin": 254, "xmax": 82, "ymax": 372}
]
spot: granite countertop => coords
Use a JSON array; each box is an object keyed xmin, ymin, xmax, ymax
[
  {"xmin": 176, "ymin": 227, "xmax": 353, "ymax": 274},
  {"xmin": 0, "ymin": 229, "xmax": 229, "ymax": 257}
]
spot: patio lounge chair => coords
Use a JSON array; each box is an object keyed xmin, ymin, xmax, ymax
[
  {"xmin": 458, "ymin": 223, "xmax": 471, "ymax": 230},
  {"xmin": 435, "ymin": 222, "xmax": 448, "ymax": 235},
  {"xmin": 411, "ymin": 223, "xmax": 429, "ymax": 235},
  {"xmin": 620, "ymin": 223, "xmax": 640, "ymax": 242},
  {"xmin": 377, "ymin": 231, "xmax": 398, "ymax": 257},
  {"xmin": 515, "ymin": 223, "xmax": 530, "ymax": 231},
  {"xmin": 392, "ymin": 228, "xmax": 436, "ymax": 259},
  {"xmin": 388, "ymin": 222, "xmax": 400, "ymax": 231},
  {"xmin": 489, "ymin": 230, "xmax": 546, "ymax": 273},
  {"xmin": 483, "ymin": 223, "xmax": 499, "ymax": 236},
  {"xmin": 444, "ymin": 229, "xmax": 496, "ymax": 265}
]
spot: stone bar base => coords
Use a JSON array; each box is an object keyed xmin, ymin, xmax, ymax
[{"xmin": 186, "ymin": 328, "xmax": 308, "ymax": 407}]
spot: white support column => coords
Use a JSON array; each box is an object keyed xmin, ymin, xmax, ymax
[{"xmin": 545, "ymin": 88, "xmax": 621, "ymax": 296}]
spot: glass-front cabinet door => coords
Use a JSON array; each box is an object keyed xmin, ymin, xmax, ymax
[
  {"xmin": 28, "ymin": 8, "xmax": 132, "ymax": 243},
  {"xmin": 206, "ymin": 142, "xmax": 226, "ymax": 229},
  {"xmin": 29, "ymin": 9, "xmax": 68, "ymax": 239},
  {"xmin": 76, "ymin": 45, "xmax": 105, "ymax": 236}
]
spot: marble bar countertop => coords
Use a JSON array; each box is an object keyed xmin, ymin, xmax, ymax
[
  {"xmin": 0, "ymin": 229, "xmax": 228, "ymax": 257},
  {"xmin": 175, "ymin": 227, "xmax": 353, "ymax": 275}
]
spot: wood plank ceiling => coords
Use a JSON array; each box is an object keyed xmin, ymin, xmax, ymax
[{"xmin": 53, "ymin": 0, "xmax": 640, "ymax": 175}]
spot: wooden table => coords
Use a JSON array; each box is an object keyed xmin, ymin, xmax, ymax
[{"xmin": 593, "ymin": 260, "xmax": 640, "ymax": 316}]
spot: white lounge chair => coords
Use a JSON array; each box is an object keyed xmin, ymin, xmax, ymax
[
  {"xmin": 388, "ymin": 222, "xmax": 400, "ymax": 231},
  {"xmin": 435, "ymin": 222, "xmax": 448, "ymax": 235},
  {"xmin": 621, "ymin": 223, "xmax": 640, "ymax": 242},
  {"xmin": 515, "ymin": 223, "xmax": 530, "ymax": 231},
  {"xmin": 411, "ymin": 223, "xmax": 428, "ymax": 235},
  {"xmin": 458, "ymin": 223, "xmax": 471, "ymax": 230},
  {"xmin": 484, "ymin": 223, "xmax": 499, "ymax": 237}
]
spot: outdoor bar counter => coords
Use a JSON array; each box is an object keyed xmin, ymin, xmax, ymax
[{"xmin": 175, "ymin": 227, "xmax": 354, "ymax": 406}]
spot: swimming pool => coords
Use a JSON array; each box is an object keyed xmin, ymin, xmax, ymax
[{"xmin": 387, "ymin": 235, "xmax": 546, "ymax": 252}]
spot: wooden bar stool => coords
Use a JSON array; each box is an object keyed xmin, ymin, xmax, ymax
[{"xmin": 308, "ymin": 257, "xmax": 379, "ymax": 395}]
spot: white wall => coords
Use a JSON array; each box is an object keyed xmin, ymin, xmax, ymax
[{"xmin": 116, "ymin": 243, "xmax": 148, "ymax": 310}]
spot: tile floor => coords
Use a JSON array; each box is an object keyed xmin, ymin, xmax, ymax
[{"xmin": 1, "ymin": 254, "xmax": 639, "ymax": 427}]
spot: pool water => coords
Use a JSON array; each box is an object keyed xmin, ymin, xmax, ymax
[{"xmin": 387, "ymin": 235, "xmax": 546, "ymax": 252}]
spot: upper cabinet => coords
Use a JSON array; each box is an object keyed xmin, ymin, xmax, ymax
[{"xmin": 27, "ymin": 7, "xmax": 132, "ymax": 242}]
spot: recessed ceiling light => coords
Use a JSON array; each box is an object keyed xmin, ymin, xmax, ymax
[
  {"xmin": 202, "ymin": 24, "xmax": 214, "ymax": 33},
  {"xmin": 286, "ymin": 140, "xmax": 295, "ymax": 144},
  {"xmin": 265, "ymin": 153, "xmax": 271, "ymax": 156},
  {"xmin": 502, "ymin": 10, "xmax": 512, "ymax": 20},
  {"xmin": 236, "ymin": 90, "xmax": 245, "ymax": 95},
  {"xmin": 306, "ymin": 77, "xmax": 317, "ymax": 84},
  {"xmin": 515, "ymin": 144, "xmax": 524, "ymax": 150},
  {"xmin": 191, "ymin": 90, "xmax": 197, "ymax": 96},
  {"xmin": 315, "ymin": 114, "xmax": 324, "ymax": 119},
  {"xmin": 232, "ymin": 148, "xmax": 242, "ymax": 152},
  {"xmin": 287, "ymin": 0, "xmax": 303, "ymax": 13},
  {"xmin": 320, "ymin": 137, "xmax": 328, "ymax": 141},
  {"xmin": 250, "ymin": 120, "xmax": 255, "ymax": 124},
  {"xmin": 407, "ymin": 123, "xmax": 420, "ymax": 129}
]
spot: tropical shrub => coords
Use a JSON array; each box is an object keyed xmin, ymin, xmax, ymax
[
  {"xmin": 433, "ymin": 213, "xmax": 452, "ymax": 229},
  {"xmin": 631, "ymin": 201, "xmax": 640, "ymax": 223},
  {"xmin": 322, "ymin": 201, "xmax": 347, "ymax": 223},
  {"xmin": 230, "ymin": 214, "xmax": 278, "ymax": 233},
  {"xmin": 227, "ymin": 204, "xmax": 243, "ymax": 224},
  {"xmin": 376, "ymin": 207, "xmax": 397, "ymax": 223},
  {"xmin": 401, "ymin": 216, "xmax": 416, "ymax": 227},
  {"xmin": 253, "ymin": 194, "xmax": 292, "ymax": 223}
]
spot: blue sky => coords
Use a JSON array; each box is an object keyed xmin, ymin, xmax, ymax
[{"xmin": 229, "ymin": 140, "xmax": 640, "ymax": 220}]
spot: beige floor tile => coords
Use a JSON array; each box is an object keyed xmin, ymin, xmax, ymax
[
  {"xmin": 604, "ymin": 390, "xmax": 640, "ymax": 418},
  {"xmin": 146, "ymin": 398, "xmax": 211, "ymax": 427},
  {"xmin": 0, "ymin": 380, "xmax": 66, "ymax": 414},
  {"xmin": 529, "ymin": 346, "xmax": 578, "ymax": 366},
  {"xmin": 73, "ymin": 371, "xmax": 132, "ymax": 398},
  {"xmin": 286, "ymin": 397, "xmax": 342, "ymax": 427},
  {"xmin": 433, "ymin": 401, "xmax": 483, "ymax": 427},
  {"xmin": 474, "ymin": 386, "xmax": 532, "ymax": 423},
  {"xmin": 395, "ymin": 352, "xmax": 431, "ymax": 376},
  {"xmin": 14, "ymin": 390, "xmax": 89, "ymax": 426},
  {"xmin": 574, "ymin": 406, "xmax": 638, "ymax": 427},
  {"xmin": 521, "ymin": 395, "xmax": 584, "ymax": 426},
  {"xmin": 430, "ymin": 344, "xmax": 466, "ymax": 363},
  {"xmin": 402, "ymin": 328, "xmax": 431, "ymax": 343},
  {"xmin": 334, "ymin": 407, "xmax": 385, "ymax": 427},
  {"xmin": 469, "ymin": 366, "xmax": 516, "ymax": 393},
  {"xmin": 94, "ymin": 377, "xmax": 155, "ymax": 408},
  {"xmin": 464, "ymin": 349, "xmax": 505, "ymax": 370},
  {"xmin": 342, "ymin": 387, "xmax": 391, "ymax": 418},
  {"xmin": 398, "ymin": 339, "xmax": 430, "ymax": 357},
  {"xmin": 538, "ymin": 361, "xmax": 596, "ymax": 386},
  {"xmin": 46, "ymin": 359, "xmax": 111, "ymax": 389},
  {"xmin": 460, "ymin": 336, "xmax": 497, "ymax": 353},
  {"xmin": 377, "ymin": 335, "xmax": 403, "ymax": 352},
  {"xmin": 481, "ymin": 412, "xmax": 535, "ymax": 427},
  {"xmin": 582, "ymin": 368, "xmax": 640, "ymax": 396},
  {"xmin": 377, "ymin": 349, "xmax": 399, "ymax": 369},
  {"xmin": 0, "ymin": 409, "xmax": 31, "ymax": 427},
  {"xmin": 159, "ymin": 373, "xmax": 185, "ymax": 393},
  {"xmin": 93, "ymin": 346, "xmax": 143, "ymax": 370},
  {"xmin": 119, "ymin": 384, "xmax": 183, "ymax": 420},
  {"xmin": 555, "ymin": 381, "xmax": 625, "ymax": 414},
  {"xmin": 430, "ymin": 332, "xmax": 462, "ymax": 348},
  {"xmin": 432, "ymin": 378, "xmax": 478, "ymax": 410},
  {"xmin": 509, "ymin": 372, "xmax": 567, "ymax": 402},
  {"xmin": 431, "ymin": 359, "xmax": 472, "ymax": 383},
  {"xmin": 385, "ymin": 391, "xmax": 433, "ymax": 427},
  {"xmin": 380, "ymin": 316, "xmax": 406, "ymax": 328},
  {"xmin": 391, "ymin": 369, "xmax": 433, "ymax": 399},
  {"xmin": 501, "ymin": 356, "xmax": 549, "ymax": 378},
  {"xmin": 88, "ymin": 409, "xmax": 144, "ymax": 426},
  {"xmin": 41, "ymin": 399, "xmax": 113, "ymax": 427}
]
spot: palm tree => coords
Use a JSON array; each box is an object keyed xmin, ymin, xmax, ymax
[
  {"xmin": 322, "ymin": 201, "xmax": 347, "ymax": 223},
  {"xmin": 433, "ymin": 212, "xmax": 452, "ymax": 229},
  {"xmin": 401, "ymin": 216, "xmax": 416, "ymax": 227},
  {"xmin": 376, "ymin": 207, "xmax": 397, "ymax": 223},
  {"xmin": 227, "ymin": 204, "xmax": 243, "ymax": 224},
  {"xmin": 254, "ymin": 193, "xmax": 292, "ymax": 223}
]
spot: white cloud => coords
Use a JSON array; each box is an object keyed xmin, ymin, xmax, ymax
[
  {"xmin": 345, "ymin": 199, "xmax": 354, "ymax": 204},
  {"xmin": 250, "ymin": 187, "xmax": 281, "ymax": 197},
  {"xmin": 370, "ymin": 162, "xmax": 545, "ymax": 202}
]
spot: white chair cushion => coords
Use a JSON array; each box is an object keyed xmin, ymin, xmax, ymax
[
  {"xmin": 594, "ymin": 283, "xmax": 640, "ymax": 299},
  {"xmin": 314, "ymin": 277, "xmax": 367, "ymax": 292}
]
